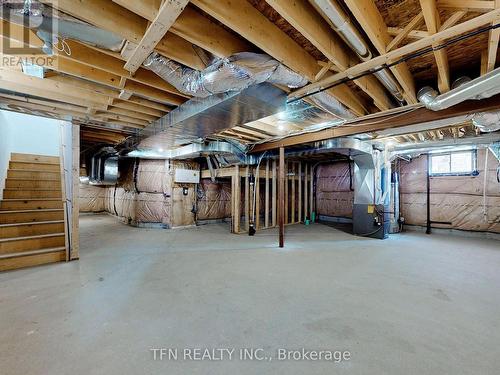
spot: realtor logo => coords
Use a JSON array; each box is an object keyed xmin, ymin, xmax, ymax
[{"xmin": 1, "ymin": 0, "xmax": 57, "ymax": 69}]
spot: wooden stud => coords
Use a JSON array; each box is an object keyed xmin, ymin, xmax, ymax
[
  {"xmin": 71, "ymin": 123, "xmax": 80, "ymax": 260},
  {"xmin": 291, "ymin": 162, "xmax": 296, "ymax": 223},
  {"xmin": 278, "ymin": 147, "xmax": 285, "ymax": 248},
  {"xmin": 244, "ymin": 166, "xmax": 249, "ymax": 232},
  {"xmin": 310, "ymin": 163, "xmax": 314, "ymax": 221},
  {"xmin": 255, "ymin": 167, "xmax": 260, "ymax": 230},
  {"xmin": 265, "ymin": 160, "xmax": 269, "ymax": 228},
  {"xmin": 298, "ymin": 162, "xmax": 302, "ymax": 223},
  {"xmin": 284, "ymin": 161, "xmax": 289, "ymax": 224},
  {"xmin": 272, "ymin": 160, "xmax": 277, "ymax": 227},
  {"xmin": 232, "ymin": 165, "xmax": 240, "ymax": 233},
  {"xmin": 304, "ymin": 163, "xmax": 309, "ymax": 223}
]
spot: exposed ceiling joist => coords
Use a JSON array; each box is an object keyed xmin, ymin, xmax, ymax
[
  {"xmin": 40, "ymin": 0, "xmax": 206, "ymax": 70},
  {"xmin": 420, "ymin": 0, "xmax": 451, "ymax": 93},
  {"xmin": 265, "ymin": 0, "xmax": 394, "ymax": 111},
  {"xmin": 192, "ymin": 0, "xmax": 368, "ymax": 116},
  {"xmin": 343, "ymin": 0, "xmax": 418, "ymax": 104},
  {"xmin": 124, "ymin": 0, "xmax": 190, "ymax": 74},
  {"xmin": 291, "ymin": 9, "xmax": 500, "ymax": 100}
]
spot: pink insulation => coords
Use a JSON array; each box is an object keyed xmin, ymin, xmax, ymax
[
  {"xmin": 316, "ymin": 162, "xmax": 354, "ymax": 218},
  {"xmin": 399, "ymin": 149, "xmax": 500, "ymax": 233}
]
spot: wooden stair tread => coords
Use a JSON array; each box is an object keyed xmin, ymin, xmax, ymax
[
  {"xmin": 0, "ymin": 232, "xmax": 65, "ymax": 243},
  {"xmin": 0, "ymin": 209, "xmax": 64, "ymax": 213},
  {"xmin": 3, "ymin": 188, "xmax": 62, "ymax": 191},
  {"xmin": 0, "ymin": 220, "xmax": 64, "ymax": 228},
  {"xmin": 8, "ymin": 168, "xmax": 59, "ymax": 172},
  {"xmin": 0, "ymin": 247, "xmax": 65, "ymax": 260},
  {"xmin": 1, "ymin": 198, "xmax": 62, "ymax": 201},
  {"xmin": 6, "ymin": 178, "xmax": 61, "ymax": 181},
  {"xmin": 10, "ymin": 161, "xmax": 59, "ymax": 166}
]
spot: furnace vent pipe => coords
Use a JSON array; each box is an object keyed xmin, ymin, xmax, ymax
[
  {"xmin": 417, "ymin": 67, "xmax": 500, "ymax": 111},
  {"xmin": 309, "ymin": 0, "xmax": 405, "ymax": 102}
]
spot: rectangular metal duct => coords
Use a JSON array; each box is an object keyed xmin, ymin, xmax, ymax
[{"xmin": 138, "ymin": 83, "xmax": 287, "ymax": 149}]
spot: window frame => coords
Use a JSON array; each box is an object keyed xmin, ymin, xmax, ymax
[{"xmin": 429, "ymin": 149, "xmax": 478, "ymax": 177}]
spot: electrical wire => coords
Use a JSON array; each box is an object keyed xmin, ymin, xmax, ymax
[{"xmin": 289, "ymin": 22, "xmax": 500, "ymax": 104}]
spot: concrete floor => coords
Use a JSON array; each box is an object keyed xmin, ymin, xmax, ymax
[{"xmin": 1, "ymin": 214, "xmax": 500, "ymax": 375}]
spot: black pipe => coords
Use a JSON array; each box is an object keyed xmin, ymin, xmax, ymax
[{"xmin": 426, "ymin": 154, "xmax": 431, "ymax": 235}]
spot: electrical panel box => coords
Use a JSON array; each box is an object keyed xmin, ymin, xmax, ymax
[{"xmin": 174, "ymin": 169, "xmax": 200, "ymax": 184}]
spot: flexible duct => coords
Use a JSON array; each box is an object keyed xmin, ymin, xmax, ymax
[
  {"xmin": 309, "ymin": 0, "xmax": 404, "ymax": 103},
  {"xmin": 472, "ymin": 110, "xmax": 500, "ymax": 132},
  {"xmin": 417, "ymin": 67, "xmax": 500, "ymax": 111},
  {"xmin": 144, "ymin": 51, "xmax": 354, "ymax": 119},
  {"xmin": 1, "ymin": 0, "xmax": 124, "ymax": 52}
]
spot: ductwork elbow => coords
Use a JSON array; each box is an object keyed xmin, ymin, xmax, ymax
[{"xmin": 417, "ymin": 86, "xmax": 440, "ymax": 110}]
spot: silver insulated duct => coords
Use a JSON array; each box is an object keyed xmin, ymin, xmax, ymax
[
  {"xmin": 144, "ymin": 51, "xmax": 354, "ymax": 119},
  {"xmin": 417, "ymin": 67, "xmax": 500, "ymax": 111},
  {"xmin": 309, "ymin": 0, "xmax": 404, "ymax": 103},
  {"xmin": 1, "ymin": 0, "xmax": 124, "ymax": 53},
  {"xmin": 472, "ymin": 110, "xmax": 500, "ymax": 132}
]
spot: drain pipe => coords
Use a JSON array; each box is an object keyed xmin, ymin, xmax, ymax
[{"xmin": 310, "ymin": 0, "xmax": 405, "ymax": 102}]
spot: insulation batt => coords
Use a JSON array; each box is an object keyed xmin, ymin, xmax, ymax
[
  {"xmin": 399, "ymin": 149, "xmax": 499, "ymax": 233},
  {"xmin": 197, "ymin": 179, "xmax": 232, "ymax": 221},
  {"xmin": 79, "ymin": 184, "xmax": 105, "ymax": 212},
  {"xmin": 316, "ymin": 162, "xmax": 354, "ymax": 218}
]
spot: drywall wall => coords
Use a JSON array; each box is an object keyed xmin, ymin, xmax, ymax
[{"xmin": 0, "ymin": 110, "xmax": 61, "ymax": 199}]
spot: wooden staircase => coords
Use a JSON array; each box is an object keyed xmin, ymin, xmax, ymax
[{"xmin": 0, "ymin": 153, "xmax": 67, "ymax": 271}]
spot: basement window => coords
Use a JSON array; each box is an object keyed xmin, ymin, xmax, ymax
[{"xmin": 429, "ymin": 150, "xmax": 478, "ymax": 176}]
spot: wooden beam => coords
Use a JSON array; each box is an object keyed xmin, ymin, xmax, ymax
[
  {"xmin": 486, "ymin": 0, "xmax": 500, "ymax": 72},
  {"xmin": 343, "ymin": 0, "xmax": 417, "ymax": 103},
  {"xmin": 387, "ymin": 13, "xmax": 424, "ymax": 52},
  {"xmin": 266, "ymin": 0, "xmax": 393, "ymax": 111},
  {"xmin": 420, "ymin": 0, "xmax": 451, "ymax": 93},
  {"xmin": 124, "ymin": 0, "xmax": 190, "ymax": 73},
  {"xmin": 43, "ymin": 0, "xmax": 205, "ymax": 70},
  {"xmin": 170, "ymin": 6, "xmax": 253, "ymax": 58},
  {"xmin": 112, "ymin": 99, "xmax": 167, "ymax": 117},
  {"xmin": 291, "ymin": 9, "xmax": 500, "ymax": 100},
  {"xmin": 278, "ymin": 147, "xmax": 285, "ymax": 247},
  {"xmin": 0, "ymin": 68, "xmax": 108, "ymax": 109},
  {"xmin": 251, "ymin": 94, "xmax": 500, "ymax": 151},
  {"xmin": 387, "ymin": 27, "xmax": 430, "ymax": 39},
  {"xmin": 192, "ymin": 0, "xmax": 367, "ymax": 116},
  {"xmin": 112, "ymin": 0, "xmax": 162, "ymax": 21},
  {"xmin": 439, "ymin": 10, "xmax": 467, "ymax": 31},
  {"xmin": 437, "ymin": 0, "xmax": 495, "ymax": 12}
]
